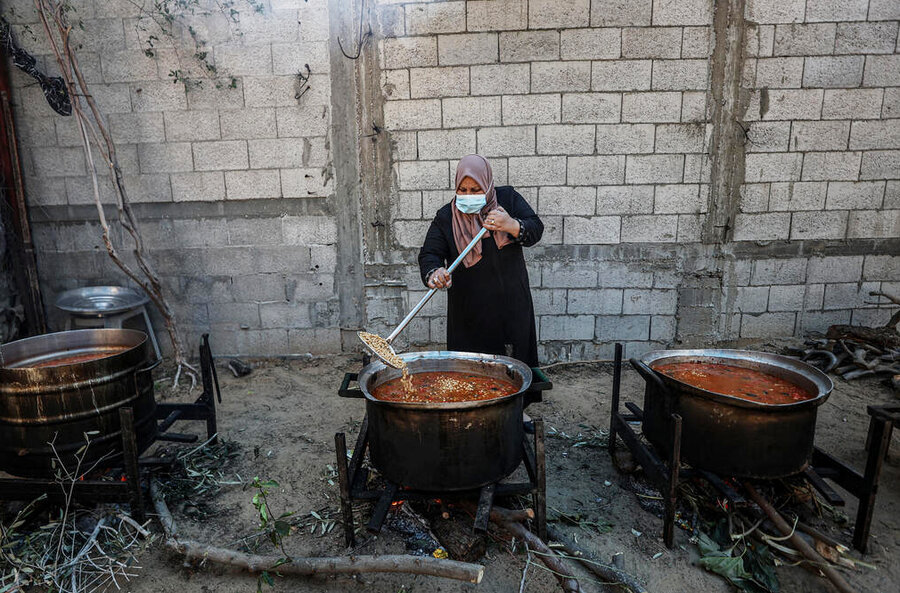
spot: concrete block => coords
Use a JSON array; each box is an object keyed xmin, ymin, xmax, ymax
[
  {"xmin": 529, "ymin": 0, "xmax": 590, "ymax": 28},
  {"xmin": 282, "ymin": 215, "xmax": 337, "ymax": 245},
  {"xmin": 741, "ymin": 183, "xmax": 770, "ymax": 212},
  {"xmin": 597, "ymin": 186, "xmax": 655, "ymax": 214},
  {"xmin": 791, "ymin": 121, "xmax": 849, "ymax": 152},
  {"xmin": 171, "ymin": 172, "xmax": 226, "ymax": 202},
  {"xmin": 214, "ymin": 44, "xmax": 272, "ymax": 76},
  {"xmin": 621, "ymin": 214, "xmax": 678, "ymax": 242},
  {"xmin": 886, "ymin": 181, "xmax": 900, "ymax": 209},
  {"xmin": 531, "ymin": 289, "xmax": 567, "ymax": 315},
  {"xmin": 536, "ymin": 124, "xmax": 595, "ymax": 154},
  {"xmin": 746, "ymin": 0, "xmax": 805, "ymax": 24},
  {"xmin": 100, "ymin": 49, "xmax": 158, "ymax": 82},
  {"xmin": 382, "ymin": 37, "xmax": 437, "ymax": 68},
  {"xmin": 122, "ymin": 174, "xmax": 171, "ymax": 203},
  {"xmin": 16, "ymin": 117, "xmax": 56, "ymax": 148},
  {"xmin": 164, "ymin": 110, "xmax": 221, "ymax": 142},
  {"xmin": 802, "ymin": 56, "xmax": 864, "ymax": 89},
  {"xmin": 869, "ymin": 0, "xmax": 900, "ymax": 20},
  {"xmin": 863, "ymin": 255, "xmax": 900, "ymax": 281},
  {"xmin": 745, "ymin": 153, "xmax": 802, "ymax": 183},
  {"xmin": 768, "ymin": 285, "xmax": 804, "ymax": 311},
  {"xmin": 884, "ymin": 89, "xmax": 900, "ymax": 119},
  {"xmin": 805, "ymin": 0, "xmax": 868, "ymax": 22},
  {"xmin": 281, "ymin": 167, "xmax": 333, "ymax": 198},
  {"xmin": 826, "ymin": 181, "xmax": 885, "ymax": 210},
  {"xmin": 30, "ymin": 147, "xmax": 85, "ymax": 177},
  {"xmin": 249, "ymin": 137, "xmax": 326, "ymax": 169},
  {"xmin": 466, "ymin": 0, "xmax": 528, "ymax": 31},
  {"xmin": 220, "ymin": 108, "xmax": 279, "ymax": 140},
  {"xmin": 561, "ymin": 28, "xmax": 621, "ymax": 60},
  {"xmin": 108, "ymin": 112, "xmax": 165, "ymax": 144},
  {"xmin": 847, "ymin": 210, "xmax": 900, "ymax": 239},
  {"xmin": 471, "ymin": 63, "xmax": 530, "ymax": 95},
  {"xmin": 538, "ymin": 186, "xmax": 596, "ymax": 215},
  {"xmin": 655, "ymin": 184, "xmax": 705, "ymax": 213},
  {"xmin": 625, "ymin": 154, "xmax": 684, "ymax": 184},
  {"xmin": 508, "ymin": 156, "xmax": 566, "ymax": 186},
  {"xmin": 824, "ymin": 281, "xmax": 882, "ymax": 310},
  {"xmin": 477, "ymin": 126, "xmax": 536, "ymax": 156},
  {"xmin": 652, "ymin": 59, "xmax": 709, "ymax": 91},
  {"xmin": 383, "ymin": 99, "xmax": 442, "ymax": 130},
  {"xmin": 747, "ymin": 121, "xmax": 791, "ymax": 152},
  {"xmin": 759, "ymin": 89, "xmax": 823, "ymax": 121},
  {"xmin": 439, "ymin": 32, "xmax": 499, "ymax": 65},
  {"xmin": 850, "ymin": 120, "xmax": 900, "ymax": 151},
  {"xmin": 276, "ymin": 106, "xmax": 329, "ymax": 138},
  {"xmin": 225, "ymin": 170, "xmax": 282, "ymax": 200},
  {"xmin": 383, "ymin": 69, "xmax": 410, "ymax": 100},
  {"xmin": 542, "ymin": 262, "xmax": 598, "ymax": 287},
  {"xmin": 192, "ymin": 140, "xmax": 249, "ymax": 171},
  {"xmin": 768, "ymin": 181, "xmax": 826, "ymax": 211},
  {"xmin": 531, "ymin": 61, "xmax": 592, "ymax": 93},
  {"xmin": 417, "ymin": 129, "xmax": 476, "ymax": 160},
  {"xmin": 652, "ymin": 0, "xmax": 711, "ymax": 25},
  {"xmin": 502, "ymin": 94, "xmax": 561, "ymax": 125},
  {"xmin": 681, "ymin": 91, "xmax": 708, "ymax": 122},
  {"xmin": 130, "ymin": 81, "xmax": 187, "ymax": 112},
  {"xmin": 802, "ymin": 151, "xmax": 861, "ymax": 181},
  {"xmin": 228, "ymin": 217, "xmax": 284, "ymax": 247},
  {"xmin": 755, "ymin": 57, "xmax": 803, "ymax": 88},
  {"xmin": 650, "ymin": 315, "xmax": 677, "ymax": 341},
  {"xmin": 442, "ymin": 96, "xmax": 502, "ymax": 128},
  {"xmin": 259, "ymin": 302, "xmax": 311, "ymax": 329},
  {"xmin": 188, "ymin": 78, "xmax": 245, "ymax": 110},
  {"xmin": 740, "ymin": 312, "xmax": 795, "ymax": 338},
  {"xmin": 209, "ymin": 302, "xmax": 261, "ymax": 329},
  {"xmin": 568, "ymin": 155, "xmax": 626, "ymax": 185},
  {"xmin": 733, "ymin": 212, "xmax": 791, "ymax": 241},
  {"xmin": 562, "ymin": 93, "xmax": 621, "ymax": 123},
  {"xmin": 394, "ymin": 219, "xmax": 431, "ymax": 247},
  {"xmin": 398, "ymin": 160, "xmax": 450, "ymax": 190},
  {"xmin": 804, "ymin": 283, "xmax": 825, "ymax": 310},
  {"xmin": 623, "ymin": 289, "xmax": 677, "ymax": 314},
  {"xmin": 405, "ymin": 1, "xmax": 466, "ymax": 35},
  {"xmin": 595, "ymin": 315, "xmax": 650, "ymax": 340},
  {"xmin": 622, "ymin": 27, "xmax": 682, "ymax": 59},
  {"xmin": 790, "ymin": 211, "xmax": 848, "ymax": 240},
  {"xmin": 394, "ymin": 191, "xmax": 423, "ymax": 220},
  {"xmin": 567, "ymin": 289, "xmax": 622, "ymax": 314},
  {"xmin": 591, "ymin": 0, "xmax": 651, "ymax": 26},
  {"xmin": 591, "ymin": 60, "xmax": 652, "ymax": 91},
  {"xmin": 860, "ymin": 151, "xmax": 900, "ymax": 180},
  {"xmin": 773, "ymin": 24, "xmax": 836, "ymax": 56},
  {"xmin": 656, "ymin": 123, "xmax": 706, "ymax": 153},
  {"xmin": 410, "ymin": 66, "xmax": 469, "ymax": 98},
  {"xmin": 736, "ymin": 286, "xmax": 769, "ymax": 312},
  {"xmin": 563, "ymin": 216, "xmax": 621, "ymax": 244},
  {"xmin": 622, "ymin": 92, "xmax": 681, "ymax": 123},
  {"xmin": 138, "ymin": 142, "xmax": 194, "ymax": 173},
  {"xmin": 86, "ymin": 84, "xmax": 133, "ymax": 114},
  {"xmin": 751, "ymin": 258, "xmax": 806, "ymax": 285},
  {"xmin": 800, "ymin": 310, "xmax": 851, "ymax": 333},
  {"xmin": 863, "ymin": 55, "xmax": 900, "ymax": 88},
  {"xmin": 682, "ymin": 26, "xmax": 712, "ymax": 58},
  {"xmin": 807, "ymin": 256, "xmax": 863, "ymax": 283},
  {"xmin": 498, "ymin": 30, "xmax": 560, "ymax": 63},
  {"xmin": 540, "ymin": 315, "xmax": 595, "ymax": 341},
  {"xmin": 393, "ymin": 131, "xmax": 418, "ymax": 161},
  {"xmin": 835, "ymin": 22, "xmax": 898, "ymax": 55},
  {"xmin": 851, "ymin": 308, "xmax": 897, "ymax": 328}
]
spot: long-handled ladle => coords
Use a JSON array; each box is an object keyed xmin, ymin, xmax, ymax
[{"xmin": 358, "ymin": 226, "xmax": 489, "ymax": 368}]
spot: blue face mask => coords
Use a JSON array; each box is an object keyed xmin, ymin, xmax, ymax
[{"xmin": 455, "ymin": 194, "xmax": 486, "ymax": 214}]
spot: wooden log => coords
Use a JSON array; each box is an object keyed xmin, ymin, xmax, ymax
[
  {"xmin": 546, "ymin": 526, "xmax": 648, "ymax": 593},
  {"xmin": 744, "ymin": 483, "xmax": 859, "ymax": 593}
]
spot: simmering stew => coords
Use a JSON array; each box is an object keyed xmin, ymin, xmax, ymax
[
  {"xmin": 372, "ymin": 371, "xmax": 518, "ymax": 403},
  {"xmin": 654, "ymin": 361, "xmax": 814, "ymax": 404},
  {"xmin": 20, "ymin": 348, "xmax": 130, "ymax": 369}
]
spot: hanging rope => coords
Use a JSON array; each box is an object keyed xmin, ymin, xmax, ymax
[{"xmin": 0, "ymin": 16, "xmax": 71, "ymax": 116}]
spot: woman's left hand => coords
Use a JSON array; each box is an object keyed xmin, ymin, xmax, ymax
[{"xmin": 484, "ymin": 206, "xmax": 520, "ymax": 237}]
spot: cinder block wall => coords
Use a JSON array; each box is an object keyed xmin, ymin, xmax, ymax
[{"xmin": 2, "ymin": 0, "xmax": 898, "ymax": 359}]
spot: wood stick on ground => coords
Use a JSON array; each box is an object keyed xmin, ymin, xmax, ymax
[
  {"xmin": 490, "ymin": 505, "xmax": 580, "ymax": 593},
  {"xmin": 149, "ymin": 481, "xmax": 484, "ymax": 584},
  {"xmin": 545, "ymin": 525, "xmax": 648, "ymax": 593},
  {"xmin": 744, "ymin": 483, "xmax": 859, "ymax": 593}
]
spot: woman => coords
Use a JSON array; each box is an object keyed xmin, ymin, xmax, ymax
[{"xmin": 418, "ymin": 154, "xmax": 543, "ymax": 367}]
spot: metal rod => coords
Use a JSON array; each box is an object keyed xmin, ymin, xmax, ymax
[
  {"xmin": 200, "ymin": 335, "xmax": 219, "ymax": 443},
  {"xmin": 119, "ymin": 407, "xmax": 145, "ymax": 523},
  {"xmin": 609, "ymin": 342, "xmax": 623, "ymax": 458},
  {"xmin": 854, "ymin": 415, "xmax": 892, "ymax": 553},
  {"xmin": 664, "ymin": 413, "xmax": 682, "ymax": 549},
  {"xmin": 534, "ymin": 418, "xmax": 547, "ymax": 541},
  {"xmin": 335, "ymin": 432, "xmax": 355, "ymax": 547},
  {"xmin": 474, "ymin": 483, "xmax": 495, "ymax": 533},
  {"xmin": 386, "ymin": 227, "xmax": 487, "ymax": 343}
]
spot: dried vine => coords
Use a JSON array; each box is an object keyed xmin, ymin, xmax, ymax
[{"xmin": 32, "ymin": 0, "xmax": 198, "ymax": 386}]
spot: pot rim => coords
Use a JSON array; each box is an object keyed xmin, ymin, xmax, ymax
[
  {"xmin": 0, "ymin": 328, "xmax": 149, "ymax": 375},
  {"xmin": 356, "ymin": 350, "xmax": 533, "ymax": 409},
  {"xmin": 639, "ymin": 348, "xmax": 834, "ymax": 410}
]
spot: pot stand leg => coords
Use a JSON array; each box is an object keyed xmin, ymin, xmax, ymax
[
  {"xmin": 348, "ymin": 415, "xmax": 370, "ymax": 495},
  {"xmin": 853, "ymin": 408, "xmax": 894, "ymax": 553},
  {"xmin": 367, "ymin": 482, "xmax": 399, "ymax": 533},
  {"xmin": 474, "ymin": 483, "xmax": 495, "ymax": 533},
  {"xmin": 335, "ymin": 432, "xmax": 355, "ymax": 547},
  {"xmin": 119, "ymin": 406, "xmax": 145, "ymax": 523},
  {"xmin": 663, "ymin": 413, "xmax": 682, "ymax": 549},
  {"xmin": 534, "ymin": 418, "xmax": 547, "ymax": 540},
  {"xmin": 609, "ymin": 343, "xmax": 624, "ymax": 458},
  {"xmin": 199, "ymin": 334, "xmax": 219, "ymax": 443}
]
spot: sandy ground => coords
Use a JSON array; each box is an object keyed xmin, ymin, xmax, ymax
[{"xmin": 122, "ymin": 342, "xmax": 899, "ymax": 593}]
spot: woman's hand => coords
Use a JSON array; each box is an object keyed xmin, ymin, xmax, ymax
[
  {"xmin": 484, "ymin": 206, "xmax": 520, "ymax": 237},
  {"xmin": 428, "ymin": 267, "xmax": 452, "ymax": 289}
]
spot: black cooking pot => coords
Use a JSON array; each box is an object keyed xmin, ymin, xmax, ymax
[
  {"xmin": 339, "ymin": 351, "xmax": 551, "ymax": 491},
  {"xmin": 631, "ymin": 349, "xmax": 833, "ymax": 479}
]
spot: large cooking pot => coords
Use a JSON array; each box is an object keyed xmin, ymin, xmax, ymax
[
  {"xmin": 339, "ymin": 351, "xmax": 551, "ymax": 491},
  {"xmin": 0, "ymin": 329, "xmax": 158, "ymax": 477},
  {"xmin": 631, "ymin": 349, "xmax": 833, "ymax": 479}
]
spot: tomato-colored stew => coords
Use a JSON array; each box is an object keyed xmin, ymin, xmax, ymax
[
  {"xmin": 23, "ymin": 348, "xmax": 130, "ymax": 369},
  {"xmin": 653, "ymin": 362, "xmax": 814, "ymax": 404},
  {"xmin": 372, "ymin": 371, "xmax": 519, "ymax": 403}
]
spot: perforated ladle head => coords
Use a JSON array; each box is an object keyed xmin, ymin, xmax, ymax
[{"xmin": 357, "ymin": 331, "xmax": 403, "ymax": 369}]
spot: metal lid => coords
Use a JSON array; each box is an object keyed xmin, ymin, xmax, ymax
[{"xmin": 55, "ymin": 286, "xmax": 149, "ymax": 316}]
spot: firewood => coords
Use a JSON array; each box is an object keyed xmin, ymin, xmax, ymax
[{"xmin": 546, "ymin": 525, "xmax": 649, "ymax": 593}]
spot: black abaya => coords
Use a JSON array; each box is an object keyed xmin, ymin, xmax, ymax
[{"xmin": 417, "ymin": 186, "xmax": 543, "ymax": 367}]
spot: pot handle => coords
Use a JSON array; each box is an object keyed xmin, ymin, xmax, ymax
[
  {"xmin": 339, "ymin": 372, "xmax": 364, "ymax": 399},
  {"xmin": 529, "ymin": 367, "xmax": 553, "ymax": 392},
  {"xmin": 629, "ymin": 358, "xmax": 669, "ymax": 395},
  {"xmin": 136, "ymin": 358, "xmax": 162, "ymax": 376}
]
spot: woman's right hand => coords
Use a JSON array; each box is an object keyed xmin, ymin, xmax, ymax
[{"xmin": 428, "ymin": 267, "xmax": 452, "ymax": 289}]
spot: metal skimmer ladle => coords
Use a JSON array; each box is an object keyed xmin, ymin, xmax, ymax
[{"xmin": 359, "ymin": 226, "xmax": 489, "ymax": 368}]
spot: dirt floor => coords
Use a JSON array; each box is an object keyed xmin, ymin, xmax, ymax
[{"xmin": 123, "ymin": 340, "xmax": 899, "ymax": 593}]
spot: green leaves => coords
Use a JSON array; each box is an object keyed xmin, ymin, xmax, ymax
[{"xmin": 697, "ymin": 529, "xmax": 779, "ymax": 593}]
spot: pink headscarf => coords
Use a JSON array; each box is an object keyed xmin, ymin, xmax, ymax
[{"xmin": 452, "ymin": 154, "xmax": 512, "ymax": 268}]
